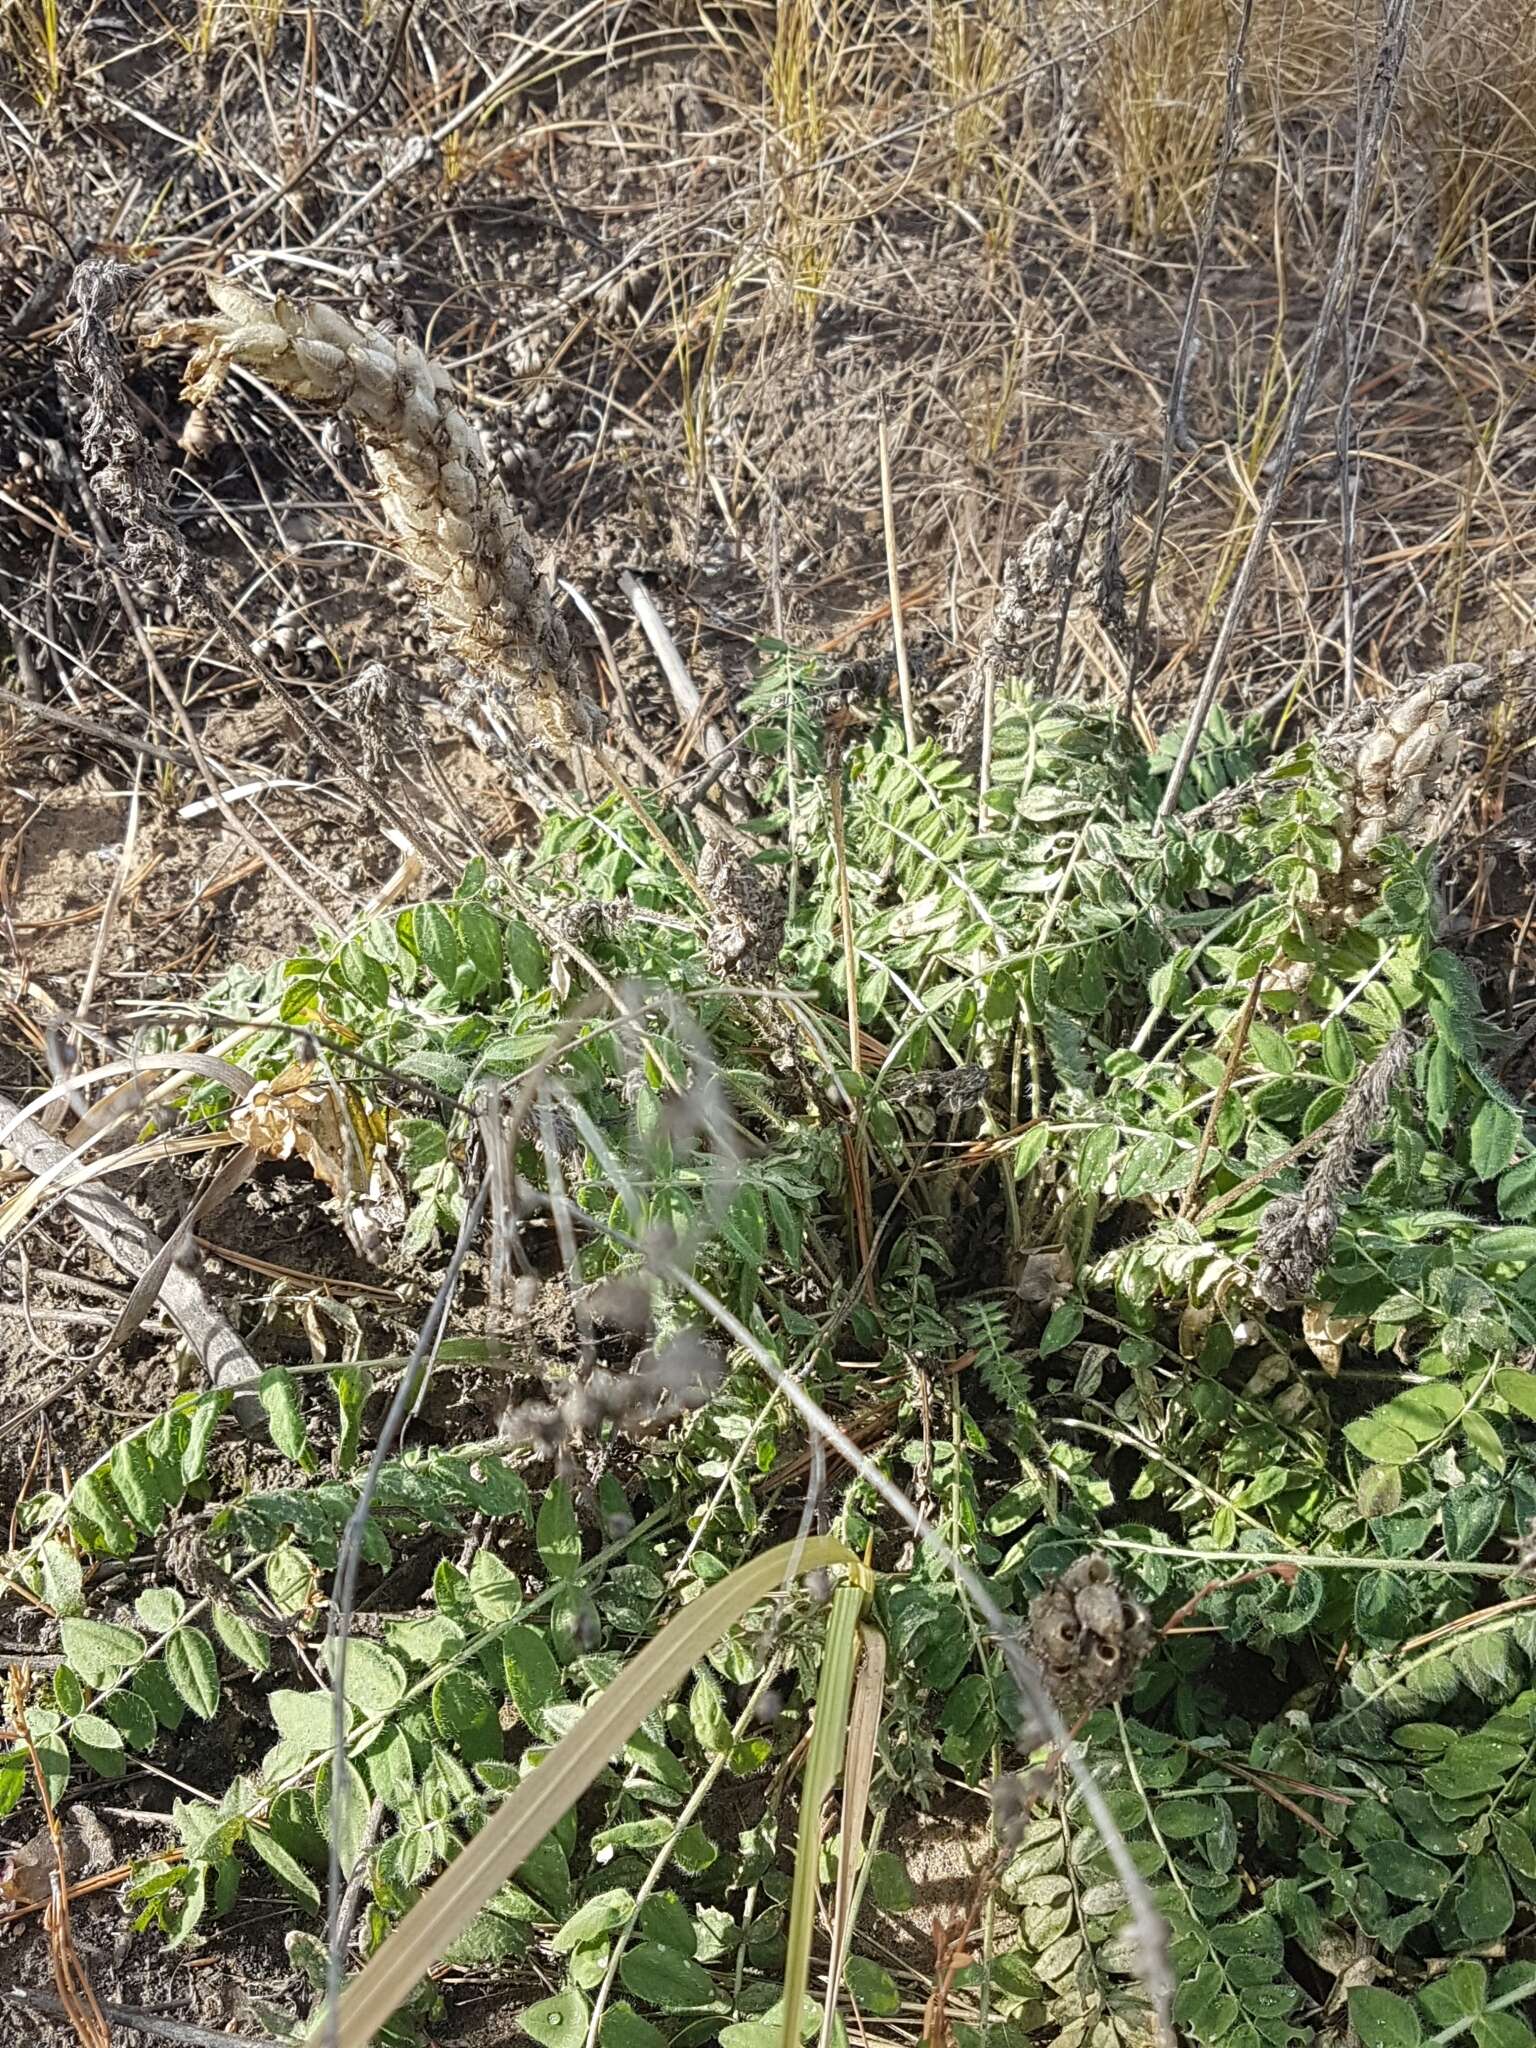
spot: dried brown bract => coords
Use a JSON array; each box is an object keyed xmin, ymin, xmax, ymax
[
  {"xmin": 1254, "ymin": 1026, "xmax": 1417, "ymax": 1308},
  {"xmin": 697, "ymin": 837, "xmax": 785, "ymax": 979},
  {"xmin": 1013, "ymin": 1245, "xmax": 1075, "ymax": 1309},
  {"xmin": 1028, "ymin": 1553, "xmax": 1152, "ymax": 1720},
  {"xmin": 154, "ymin": 278, "xmax": 599, "ymax": 745}
]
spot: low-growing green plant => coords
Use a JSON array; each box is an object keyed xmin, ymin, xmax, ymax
[{"xmin": 8, "ymin": 650, "xmax": 1536, "ymax": 2048}]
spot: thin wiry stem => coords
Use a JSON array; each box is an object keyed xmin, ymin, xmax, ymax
[
  {"xmin": 879, "ymin": 400, "xmax": 917, "ymax": 751},
  {"xmin": 1155, "ymin": 0, "xmax": 1411, "ymax": 819},
  {"xmin": 1126, "ymin": 0, "xmax": 1255, "ymax": 719},
  {"xmin": 1334, "ymin": 227, "xmax": 1403, "ymax": 708},
  {"xmin": 322, "ymin": 1172, "xmax": 490, "ymax": 2046}
]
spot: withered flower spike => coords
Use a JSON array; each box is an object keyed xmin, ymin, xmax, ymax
[
  {"xmin": 697, "ymin": 838, "xmax": 785, "ymax": 980},
  {"xmin": 1254, "ymin": 1026, "xmax": 1417, "ymax": 1308},
  {"xmin": 154, "ymin": 278, "xmax": 599, "ymax": 744}
]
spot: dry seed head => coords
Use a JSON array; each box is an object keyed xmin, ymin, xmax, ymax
[
  {"xmin": 697, "ymin": 838, "xmax": 785, "ymax": 978},
  {"xmin": 154, "ymin": 279, "xmax": 598, "ymax": 744},
  {"xmin": 1027, "ymin": 1553, "xmax": 1152, "ymax": 1720},
  {"xmin": 1254, "ymin": 1026, "xmax": 1417, "ymax": 1308},
  {"xmin": 1317, "ymin": 663, "xmax": 1491, "ymax": 902},
  {"xmin": 66, "ymin": 261, "xmax": 205, "ymax": 610}
]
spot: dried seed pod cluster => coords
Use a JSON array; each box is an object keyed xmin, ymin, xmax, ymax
[
  {"xmin": 499, "ymin": 1331, "xmax": 725, "ymax": 1455},
  {"xmin": 1027, "ymin": 1553, "xmax": 1152, "ymax": 1720},
  {"xmin": 156, "ymin": 279, "xmax": 598, "ymax": 743},
  {"xmin": 1316, "ymin": 662, "xmax": 1491, "ymax": 909},
  {"xmin": 697, "ymin": 838, "xmax": 785, "ymax": 979},
  {"xmin": 949, "ymin": 440, "xmax": 1136, "ymax": 756}
]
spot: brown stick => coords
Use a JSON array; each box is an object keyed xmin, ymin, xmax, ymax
[
  {"xmin": 7, "ymin": 1678, "xmax": 109, "ymax": 2048},
  {"xmin": 1160, "ymin": 1564, "xmax": 1298, "ymax": 1637},
  {"xmin": 0, "ymin": 1088, "xmax": 262, "ymax": 1422}
]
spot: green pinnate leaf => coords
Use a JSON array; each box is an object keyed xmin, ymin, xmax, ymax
[
  {"xmin": 1497, "ymin": 1154, "xmax": 1536, "ymax": 1221},
  {"xmin": 1457, "ymin": 1855, "xmax": 1515, "ymax": 1943},
  {"xmin": 1363, "ymin": 1841, "xmax": 1451, "ymax": 1901},
  {"xmin": 844, "ymin": 1955, "xmax": 901, "ymax": 2016},
  {"xmin": 333, "ymin": 1365, "xmax": 371, "ymax": 1473},
  {"xmin": 1348, "ymin": 1989, "xmax": 1421, "ymax": 2048},
  {"xmin": 211, "ymin": 1605, "xmax": 272, "ymax": 1675},
  {"xmin": 268, "ymin": 1690, "xmax": 343, "ymax": 1754},
  {"xmin": 71, "ymin": 1712, "xmax": 125, "ymax": 1779},
  {"xmin": 258, "ymin": 1367, "xmax": 315, "ymax": 1471},
  {"xmin": 69, "ymin": 1472, "xmax": 135, "ymax": 1556},
  {"xmin": 39, "ymin": 1539, "xmax": 84, "ymax": 1618},
  {"xmin": 136, "ymin": 1586, "xmax": 186, "ymax": 1633},
  {"xmin": 1038, "ymin": 1298, "xmax": 1084, "ymax": 1357},
  {"xmin": 110, "ymin": 1433, "xmax": 165, "ymax": 1535},
  {"xmin": 246, "ymin": 1825, "xmax": 322, "ymax": 1911},
  {"xmin": 433, "ymin": 1667, "xmax": 495, "ymax": 1740},
  {"xmin": 519, "ymin": 1987, "xmax": 589, "ymax": 2047},
  {"xmin": 619, "ymin": 1945, "xmax": 722, "ymax": 2012},
  {"xmin": 1470, "ymin": 1098, "xmax": 1520, "ymax": 1180},
  {"xmin": 327, "ymin": 1639, "xmax": 405, "ymax": 1716},
  {"xmin": 536, "ymin": 1482, "xmax": 582, "ymax": 1579},
  {"xmin": 413, "ymin": 902, "xmax": 462, "ymax": 991},
  {"xmin": 500, "ymin": 1622, "xmax": 561, "ymax": 1732},
  {"xmin": 553, "ymin": 1889, "xmax": 634, "ymax": 1952}
]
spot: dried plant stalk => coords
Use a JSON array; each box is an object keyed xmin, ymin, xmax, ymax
[{"xmin": 155, "ymin": 279, "xmax": 596, "ymax": 741}]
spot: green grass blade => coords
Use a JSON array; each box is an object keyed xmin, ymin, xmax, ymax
[
  {"xmin": 779, "ymin": 1573, "xmax": 870, "ymax": 2048},
  {"xmin": 816, "ymin": 1619, "xmax": 886, "ymax": 2048},
  {"xmin": 315, "ymin": 1534, "xmax": 856, "ymax": 2048}
]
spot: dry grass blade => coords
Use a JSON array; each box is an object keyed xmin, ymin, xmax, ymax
[
  {"xmin": 1155, "ymin": 0, "xmax": 1413, "ymax": 818},
  {"xmin": 0, "ymin": 1085, "xmax": 263, "ymax": 1418},
  {"xmin": 314, "ymin": 1536, "xmax": 856, "ymax": 2048}
]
